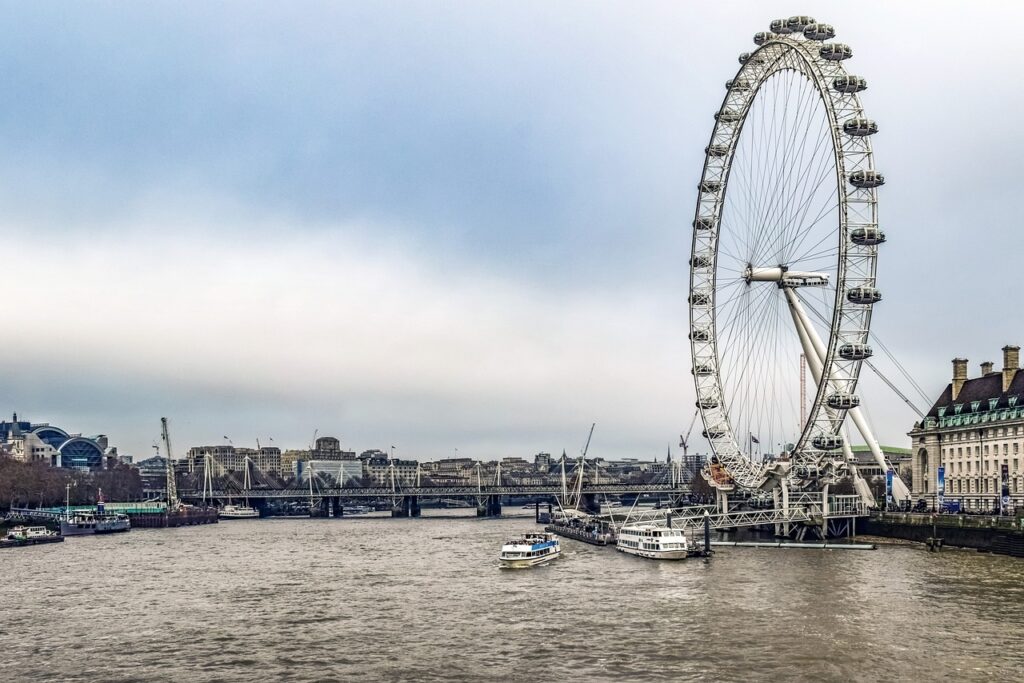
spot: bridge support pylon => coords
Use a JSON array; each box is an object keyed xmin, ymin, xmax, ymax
[
  {"xmin": 392, "ymin": 495, "xmax": 421, "ymax": 518},
  {"xmin": 580, "ymin": 493, "xmax": 601, "ymax": 515},
  {"xmin": 476, "ymin": 495, "xmax": 502, "ymax": 517},
  {"xmin": 716, "ymin": 488, "xmax": 729, "ymax": 515}
]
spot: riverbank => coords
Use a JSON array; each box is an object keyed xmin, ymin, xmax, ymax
[{"xmin": 860, "ymin": 512, "xmax": 1024, "ymax": 557}]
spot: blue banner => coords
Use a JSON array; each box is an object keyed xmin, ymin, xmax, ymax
[
  {"xmin": 1001, "ymin": 464, "xmax": 1010, "ymax": 515},
  {"xmin": 885, "ymin": 469, "xmax": 894, "ymax": 508},
  {"xmin": 937, "ymin": 466, "xmax": 945, "ymax": 509}
]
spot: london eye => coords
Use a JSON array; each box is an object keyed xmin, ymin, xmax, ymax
[{"xmin": 689, "ymin": 16, "xmax": 909, "ymax": 504}]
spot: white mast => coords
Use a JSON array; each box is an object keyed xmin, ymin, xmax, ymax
[{"xmin": 160, "ymin": 417, "xmax": 178, "ymax": 510}]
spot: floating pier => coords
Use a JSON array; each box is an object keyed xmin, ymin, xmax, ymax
[{"xmin": 711, "ymin": 540, "xmax": 876, "ymax": 550}]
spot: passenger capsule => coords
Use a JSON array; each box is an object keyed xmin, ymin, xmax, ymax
[
  {"xmin": 803, "ymin": 23, "xmax": 835, "ymax": 41},
  {"xmin": 692, "ymin": 363, "xmax": 715, "ymax": 375},
  {"xmin": 839, "ymin": 343, "xmax": 873, "ymax": 361},
  {"xmin": 812, "ymin": 434, "xmax": 844, "ymax": 451},
  {"xmin": 714, "ymin": 110, "xmax": 742, "ymax": 123},
  {"xmin": 690, "ymin": 254, "xmax": 713, "ymax": 269},
  {"xmin": 689, "ymin": 329, "xmax": 711, "ymax": 342},
  {"xmin": 843, "ymin": 118, "xmax": 878, "ymax": 136},
  {"xmin": 705, "ymin": 144, "xmax": 728, "ymax": 157},
  {"xmin": 753, "ymin": 31, "xmax": 777, "ymax": 46},
  {"xmin": 699, "ymin": 181, "xmax": 722, "ymax": 193},
  {"xmin": 827, "ymin": 392, "xmax": 861, "ymax": 410},
  {"xmin": 689, "ymin": 292, "xmax": 711, "ymax": 306},
  {"xmin": 697, "ymin": 397, "xmax": 720, "ymax": 410},
  {"xmin": 849, "ymin": 170, "xmax": 885, "ymax": 188},
  {"xmin": 702, "ymin": 428, "xmax": 725, "ymax": 440},
  {"xmin": 726, "ymin": 78, "xmax": 751, "ymax": 91},
  {"xmin": 850, "ymin": 227, "xmax": 886, "ymax": 245},
  {"xmin": 847, "ymin": 286, "xmax": 882, "ymax": 305},
  {"xmin": 833, "ymin": 75, "xmax": 867, "ymax": 93},
  {"xmin": 786, "ymin": 15, "xmax": 816, "ymax": 32},
  {"xmin": 738, "ymin": 52, "xmax": 765, "ymax": 65},
  {"xmin": 819, "ymin": 43, "xmax": 852, "ymax": 61},
  {"xmin": 769, "ymin": 18, "xmax": 793, "ymax": 34},
  {"xmin": 693, "ymin": 217, "xmax": 715, "ymax": 231}
]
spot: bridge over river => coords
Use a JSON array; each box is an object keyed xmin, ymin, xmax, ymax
[{"xmin": 177, "ymin": 482, "xmax": 693, "ymax": 517}]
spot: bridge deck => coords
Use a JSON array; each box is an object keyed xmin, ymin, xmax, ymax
[{"xmin": 179, "ymin": 483, "xmax": 690, "ymax": 499}]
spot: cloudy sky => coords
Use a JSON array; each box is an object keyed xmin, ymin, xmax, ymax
[{"xmin": 1, "ymin": 1, "xmax": 1021, "ymax": 462}]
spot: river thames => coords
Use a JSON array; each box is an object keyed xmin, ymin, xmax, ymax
[{"xmin": 3, "ymin": 510, "xmax": 1024, "ymax": 682}]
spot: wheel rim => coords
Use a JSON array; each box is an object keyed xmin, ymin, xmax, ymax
[{"xmin": 689, "ymin": 19, "xmax": 882, "ymax": 491}]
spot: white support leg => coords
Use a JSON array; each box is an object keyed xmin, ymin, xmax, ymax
[{"xmin": 785, "ymin": 288, "xmax": 897, "ymax": 504}]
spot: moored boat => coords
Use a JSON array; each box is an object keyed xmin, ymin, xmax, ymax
[
  {"xmin": 499, "ymin": 532, "xmax": 561, "ymax": 568},
  {"xmin": 219, "ymin": 504, "xmax": 260, "ymax": 519},
  {"xmin": 61, "ymin": 511, "xmax": 131, "ymax": 536},
  {"xmin": 1, "ymin": 525, "xmax": 64, "ymax": 548},
  {"xmin": 60, "ymin": 486, "xmax": 131, "ymax": 536},
  {"xmin": 616, "ymin": 523, "xmax": 689, "ymax": 560}
]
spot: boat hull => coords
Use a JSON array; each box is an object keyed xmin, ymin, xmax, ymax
[
  {"xmin": 616, "ymin": 546, "xmax": 688, "ymax": 560},
  {"xmin": 1, "ymin": 536, "xmax": 64, "ymax": 548},
  {"xmin": 60, "ymin": 519, "xmax": 131, "ymax": 536},
  {"xmin": 500, "ymin": 548, "xmax": 561, "ymax": 568}
]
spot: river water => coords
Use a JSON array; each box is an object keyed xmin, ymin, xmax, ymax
[{"xmin": 3, "ymin": 510, "xmax": 1023, "ymax": 682}]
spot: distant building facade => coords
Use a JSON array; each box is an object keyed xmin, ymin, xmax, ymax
[
  {"xmin": 186, "ymin": 444, "xmax": 283, "ymax": 476},
  {"xmin": 909, "ymin": 346, "xmax": 1024, "ymax": 510},
  {"xmin": 0, "ymin": 413, "xmax": 113, "ymax": 471}
]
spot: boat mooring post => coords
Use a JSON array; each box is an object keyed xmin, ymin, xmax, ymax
[{"xmin": 703, "ymin": 510, "xmax": 711, "ymax": 557}]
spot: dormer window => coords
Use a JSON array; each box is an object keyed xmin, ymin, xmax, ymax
[
  {"xmin": 989, "ymin": 398, "xmax": 999, "ymax": 411},
  {"xmin": 938, "ymin": 407, "xmax": 947, "ymax": 418},
  {"xmin": 1010, "ymin": 396, "xmax": 1019, "ymax": 408},
  {"xmin": 970, "ymin": 401, "xmax": 981, "ymax": 412},
  {"xmin": 954, "ymin": 404, "xmax": 963, "ymax": 415}
]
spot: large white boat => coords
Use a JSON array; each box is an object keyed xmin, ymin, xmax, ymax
[
  {"xmin": 499, "ymin": 532, "xmax": 561, "ymax": 568},
  {"xmin": 219, "ymin": 504, "xmax": 260, "ymax": 519},
  {"xmin": 616, "ymin": 523, "xmax": 689, "ymax": 560}
]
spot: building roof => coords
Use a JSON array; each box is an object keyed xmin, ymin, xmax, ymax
[{"xmin": 926, "ymin": 369, "xmax": 1024, "ymax": 418}]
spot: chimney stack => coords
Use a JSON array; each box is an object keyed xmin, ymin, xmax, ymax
[
  {"xmin": 981, "ymin": 361, "xmax": 994, "ymax": 376},
  {"xmin": 952, "ymin": 358, "xmax": 968, "ymax": 401},
  {"xmin": 1002, "ymin": 345, "xmax": 1020, "ymax": 393}
]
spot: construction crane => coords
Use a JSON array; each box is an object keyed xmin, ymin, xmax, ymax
[
  {"xmin": 581, "ymin": 422, "xmax": 596, "ymax": 458},
  {"xmin": 160, "ymin": 417, "xmax": 179, "ymax": 510},
  {"xmin": 679, "ymin": 409, "xmax": 699, "ymax": 458}
]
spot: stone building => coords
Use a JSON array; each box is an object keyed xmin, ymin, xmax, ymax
[
  {"xmin": 908, "ymin": 345, "xmax": 1024, "ymax": 510},
  {"xmin": 185, "ymin": 444, "xmax": 282, "ymax": 476}
]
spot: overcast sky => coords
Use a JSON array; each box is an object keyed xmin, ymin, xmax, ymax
[{"xmin": 1, "ymin": 1, "xmax": 1022, "ymax": 462}]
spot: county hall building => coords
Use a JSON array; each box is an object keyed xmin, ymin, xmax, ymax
[{"xmin": 908, "ymin": 345, "xmax": 1024, "ymax": 511}]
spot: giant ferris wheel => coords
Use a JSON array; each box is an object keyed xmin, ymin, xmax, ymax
[{"xmin": 688, "ymin": 16, "xmax": 909, "ymax": 503}]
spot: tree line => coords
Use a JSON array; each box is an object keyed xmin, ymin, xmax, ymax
[{"xmin": 0, "ymin": 456, "xmax": 143, "ymax": 510}]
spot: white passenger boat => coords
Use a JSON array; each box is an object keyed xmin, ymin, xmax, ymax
[
  {"xmin": 616, "ymin": 523, "xmax": 689, "ymax": 560},
  {"xmin": 499, "ymin": 532, "xmax": 561, "ymax": 568},
  {"xmin": 219, "ymin": 504, "xmax": 260, "ymax": 519},
  {"xmin": 5, "ymin": 526, "xmax": 59, "ymax": 541}
]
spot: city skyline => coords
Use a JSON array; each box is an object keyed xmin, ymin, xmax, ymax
[{"xmin": 2, "ymin": 1, "xmax": 1023, "ymax": 460}]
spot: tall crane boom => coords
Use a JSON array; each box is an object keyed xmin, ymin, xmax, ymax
[
  {"xmin": 581, "ymin": 423, "xmax": 596, "ymax": 458},
  {"xmin": 161, "ymin": 417, "xmax": 179, "ymax": 510},
  {"xmin": 679, "ymin": 409, "xmax": 699, "ymax": 457}
]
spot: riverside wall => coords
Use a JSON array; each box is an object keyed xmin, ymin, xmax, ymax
[{"xmin": 860, "ymin": 512, "xmax": 1024, "ymax": 557}]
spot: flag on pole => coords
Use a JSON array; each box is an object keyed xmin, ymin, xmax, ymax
[{"xmin": 750, "ymin": 434, "xmax": 760, "ymax": 444}]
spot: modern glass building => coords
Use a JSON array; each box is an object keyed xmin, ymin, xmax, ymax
[{"xmin": 0, "ymin": 413, "xmax": 108, "ymax": 471}]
